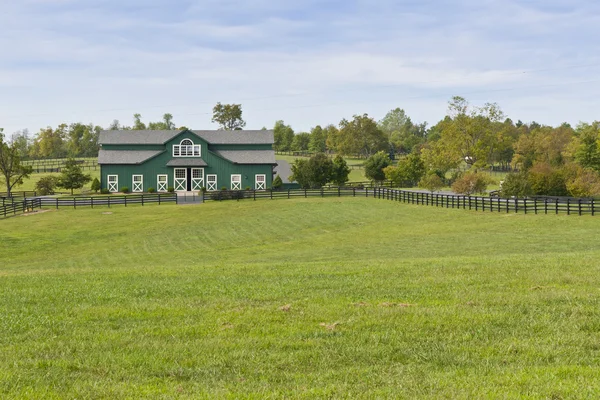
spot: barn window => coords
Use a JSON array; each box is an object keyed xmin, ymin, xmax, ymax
[{"xmin": 173, "ymin": 139, "xmax": 201, "ymax": 157}]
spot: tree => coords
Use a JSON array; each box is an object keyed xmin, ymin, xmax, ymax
[
  {"xmin": 10, "ymin": 130, "xmax": 30, "ymax": 158},
  {"xmin": 338, "ymin": 114, "xmax": 388, "ymax": 157},
  {"xmin": 378, "ymin": 108, "xmax": 425, "ymax": 154},
  {"xmin": 133, "ymin": 114, "xmax": 147, "ymax": 130},
  {"xmin": 57, "ymin": 158, "xmax": 92, "ymax": 195},
  {"xmin": 574, "ymin": 122, "xmax": 600, "ymax": 171},
  {"xmin": 290, "ymin": 153, "xmax": 333, "ymax": 188},
  {"xmin": 500, "ymin": 171, "xmax": 532, "ymax": 198},
  {"xmin": 91, "ymin": 177, "xmax": 101, "ymax": 193},
  {"xmin": 291, "ymin": 132, "xmax": 311, "ymax": 152},
  {"xmin": 273, "ymin": 121, "xmax": 295, "ymax": 152},
  {"xmin": 364, "ymin": 151, "xmax": 391, "ymax": 182},
  {"xmin": 330, "ymin": 155, "xmax": 350, "ymax": 186},
  {"xmin": 35, "ymin": 176, "xmax": 58, "ymax": 195},
  {"xmin": 0, "ymin": 129, "xmax": 33, "ymax": 196},
  {"xmin": 451, "ymin": 172, "xmax": 493, "ymax": 195},
  {"xmin": 309, "ymin": 125, "xmax": 327, "ymax": 153},
  {"xmin": 212, "ymin": 103, "xmax": 246, "ymax": 130},
  {"xmin": 383, "ymin": 152, "xmax": 425, "ymax": 187},
  {"xmin": 419, "ymin": 173, "xmax": 444, "ymax": 193},
  {"xmin": 272, "ymin": 175, "xmax": 283, "ymax": 190}
]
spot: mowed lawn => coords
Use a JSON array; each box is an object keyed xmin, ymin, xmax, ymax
[{"xmin": 2, "ymin": 199, "xmax": 600, "ymax": 398}]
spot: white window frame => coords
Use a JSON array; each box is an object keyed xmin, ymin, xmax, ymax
[
  {"xmin": 191, "ymin": 168, "xmax": 204, "ymax": 191},
  {"xmin": 231, "ymin": 174, "xmax": 242, "ymax": 190},
  {"xmin": 107, "ymin": 175, "xmax": 118, "ymax": 193},
  {"xmin": 157, "ymin": 175, "xmax": 168, "ymax": 192},
  {"xmin": 255, "ymin": 174, "xmax": 266, "ymax": 190},
  {"xmin": 132, "ymin": 175, "xmax": 143, "ymax": 192},
  {"xmin": 173, "ymin": 139, "xmax": 201, "ymax": 158},
  {"xmin": 206, "ymin": 174, "xmax": 218, "ymax": 191},
  {"xmin": 174, "ymin": 168, "xmax": 187, "ymax": 191}
]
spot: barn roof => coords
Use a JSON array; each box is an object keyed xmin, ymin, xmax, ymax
[
  {"xmin": 214, "ymin": 150, "xmax": 277, "ymax": 165},
  {"xmin": 166, "ymin": 158, "xmax": 208, "ymax": 167},
  {"xmin": 98, "ymin": 149, "xmax": 163, "ymax": 164},
  {"xmin": 99, "ymin": 129, "xmax": 274, "ymax": 145}
]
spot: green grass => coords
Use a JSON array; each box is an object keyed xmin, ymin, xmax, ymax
[
  {"xmin": 13, "ymin": 169, "xmax": 101, "ymax": 194},
  {"xmin": 2, "ymin": 199, "xmax": 600, "ymax": 398}
]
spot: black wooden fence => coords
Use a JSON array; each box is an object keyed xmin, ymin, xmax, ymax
[
  {"xmin": 1, "ymin": 193, "xmax": 178, "ymax": 219},
  {"xmin": 205, "ymin": 187, "xmax": 598, "ymax": 216}
]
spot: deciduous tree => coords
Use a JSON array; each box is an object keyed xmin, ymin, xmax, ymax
[
  {"xmin": 212, "ymin": 103, "xmax": 246, "ymax": 131},
  {"xmin": 0, "ymin": 129, "xmax": 33, "ymax": 196}
]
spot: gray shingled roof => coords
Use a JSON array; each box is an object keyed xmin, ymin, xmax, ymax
[
  {"xmin": 99, "ymin": 129, "xmax": 274, "ymax": 145},
  {"xmin": 166, "ymin": 158, "xmax": 208, "ymax": 167},
  {"xmin": 193, "ymin": 130, "xmax": 274, "ymax": 144},
  {"xmin": 98, "ymin": 149, "xmax": 164, "ymax": 164},
  {"xmin": 215, "ymin": 150, "xmax": 277, "ymax": 165},
  {"xmin": 99, "ymin": 130, "xmax": 181, "ymax": 145},
  {"xmin": 273, "ymin": 159, "xmax": 294, "ymax": 183}
]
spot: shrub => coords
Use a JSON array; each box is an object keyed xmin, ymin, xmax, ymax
[
  {"xmin": 566, "ymin": 168, "xmax": 600, "ymax": 197},
  {"xmin": 167, "ymin": 187, "xmax": 175, "ymax": 193},
  {"xmin": 364, "ymin": 151, "xmax": 391, "ymax": 182},
  {"xmin": 100, "ymin": 188, "xmax": 110, "ymax": 195},
  {"xmin": 200, "ymin": 186, "xmax": 207, "ymax": 193},
  {"xmin": 147, "ymin": 187, "xmax": 156, "ymax": 193},
  {"xmin": 418, "ymin": 173, "xmax": 444, "ymax": 193},
  {"xmin": 35, "ymin": 176, "xmax": 58, "ymax": 196},
  {"xmin": 221, "ymin": 186, "xmax": 227, "ymax": 191},
  {"xmin": 500, "ymin": 171, "xmax": 532, "ymax": 198},
  {"xmin": 90, "ymin": 177, "xmax": 101, "ymax": 193},
  {"xmin": 451, "ymin": 172, "xmax": 494, "ymax": 195},
  {"xmin": 120, "ymin": 187, "xmax": 130, "ymax": 194},
  {"xmin": 245, "ymin": 186, "xmax": 251, "ymax": 191},
  {"xmin": 272, "ymin": 175, "xmax": 283, "ymax": 190},
  {"xmin": 527, "ymin": 163, "xmax": 568, "ymax": 196}
]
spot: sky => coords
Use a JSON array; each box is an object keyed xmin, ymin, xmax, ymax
[{"xmin": 1, "ymin": 0, "xmax": 600, "ymax": 135}]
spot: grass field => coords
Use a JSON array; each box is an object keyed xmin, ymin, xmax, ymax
[
  {"xmin": 2, "ymin": 199, "xmax": 600, "ymax": 398},
  {"xmin": 12, "ymin": 169, "xmax": 101, "ymax": 194}
]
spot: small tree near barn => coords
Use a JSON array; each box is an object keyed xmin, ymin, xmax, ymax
[
  {"xmin": 364, "ymin": 151, "xmax": 391, "ymax": 183},
  {"xmin": 0, "ymin": 129, "xmax": 33, "ymax": 196},
  {"xmin": 57, "ymin": 158, "xmax": 91, "ymax": 195}
]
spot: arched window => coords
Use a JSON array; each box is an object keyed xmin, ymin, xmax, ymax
[{"xmin": 173, "ymin": 139, "xmax": 201, "ymax": 157}]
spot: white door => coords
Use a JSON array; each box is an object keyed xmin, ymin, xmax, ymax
[
  {"xmin": 255, "ymin": 174, "xmax": 266, "ymax": 190},
  {"xmin": 132, "ymin": 175, "xmax": 143, "ymax": 192},
  {"xmin": 157, "ymin": 175, "xmax": 168, "ymax": 192},
  {"xmin": 108, "ymin": 175, "xmax": 118, "ymax": 192},
  {"xmin": 174, "ymin": 168, "xmax": 187, "ymax": 191},
  {"xmin": 231, "ymin": 174, "xmax": 242, "ymax": 190},
  {"xmin": 207, "ymin": 175, "xmax": 217, "ymax": 191},
  {"xmin": 191, "ymin": 168, "xmax": 204, "ymax": 191}
]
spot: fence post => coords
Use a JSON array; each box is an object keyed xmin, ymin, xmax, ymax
[
  {"xmin": 141, "ymin": 195, "xmax": 144, "ymax": 206},
  {"xmin": 534, "ymin": 198, "xmax": 537, "ymax": 214},
  {"xmin": 544, "ymin": 198, "xmax": 547, "ymax": 214},
  {"xmin": 353, "ymin": 187, "xmax": 356, "ymax": 197},
  {"xmin": 514, "ymin": 198, "xmax": 518, "ymax": 213},
  {"xmin": 567, "ymin": 198, "xmax": 570, "ymax": 215},
  {"xmin": 338, "ymin": 187, "xmax": 341, "ymax": 197},
  {"xmin": 158, "ymin": 193, "xmax": 161, "ymax": 205},
  {"xmin": 468, "ymin": 196, "xmax": 471, "ymax": 210},
  {"xmin": 306, "ymin": 188, "xmax": 308, "ymax": 198},
  {"xmin": 124, "ymin": 196, "xmax": 127, "ymax": 207},
  {"xmin": 578, "ymin": 199, "xmax": 582, "ymax": 216},
  {"xmin": 321, "ymin": 188, "xmax": 324, "ymax": 197},
  {"xmin": 74, "ymin": 197, "xmax": 76, "ymax": 210},
  {"xmin": 271, "ymin": 189, "xmax": 273, "ymax": 200},
  {"xmin": 108, "ymin": 196, "xmax": 111, "ymax": 208},
  {"xmin": 592, "ymin": 198, "xmax": 595, "ymax": 216},
  {"xmin": 91, "ymin": 197, "xmax": 94, "ymax": 209},
  {"xmin": 56, "ymin": 198, "xmax": 59, "ymax": 209},
  {"xmin": 254, "ymin": 190, "xmax": 256, "ymax": 201}
]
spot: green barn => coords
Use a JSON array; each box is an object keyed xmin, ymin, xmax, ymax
[{"xmin": 98, "ymin": 129, "xmax": 276, "ymax": 193}]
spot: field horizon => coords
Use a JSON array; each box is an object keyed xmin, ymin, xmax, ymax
[{"xmin": 2, "ymin": 199, "xmax": 600, "ymax": 398}]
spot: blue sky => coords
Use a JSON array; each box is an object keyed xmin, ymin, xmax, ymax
[{"xmin": 1, "ymin": 0, "xmax": 600, "ymax": 135}]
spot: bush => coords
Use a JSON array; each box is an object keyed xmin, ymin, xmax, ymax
[
  {"xmin": 221, "ymin": 186, "xmax": 227, "ymax": 191},
  {"xmin": 147, "ymin": 187, "xmax": 156, "ymax": 193},
  {"xmin": 272, "ymin": 175, "xmax": 283, "ymax": 190},
  {"xmin": 167, "ymin": 187, "xmax": 175, "ymax": 193},
  {"xmin": 120, "ymin": 187, "xmax": 130, "ymax": 194},
  {"xmin": 100, "ymin": 188, "xmax": 110, "ymax": 195},
  {"xmin": 527, "ymin": 163, "xmax": 567, "ymax": 196},
  {"xmin": 451, "ymin": 172, "xmax": 494, "ymax": 195},
  {"xmin": 245, "ymin": 186, "xmax": 251, "ymax": 191},
  {"xmin": 209, "ymin": 190, "xmax": 250, "ymax": 201},
  {"xmin": 200, "ymin": 186, "xmax": 207, "ymax": 193},
  {"xmin": 90, "ymin": 177, "xmax": 101, "ymax": 193},
  {"xmin": 566, "ymin": 168, "xmax": 600, "ymax": 197},
  {"xmin": 500, "ymin": 171, "xmax": 532, "ymax": 198},
  {"xmin": 418, "ymin": 173, "xmax": 444, "ymax": 193},
  {"xmin": 35, "ymin": 176, "xmax": 58, "ymax": 196},
  {"xmin": 364, "ymin": 151, "xmax": 392, "ymax": 182}
]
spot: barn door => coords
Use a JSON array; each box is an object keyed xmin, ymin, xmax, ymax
[
  {"xmin": 255, "ymin": 174, "xmax": 266, "ymax": 190},
  {"xmin": 207, "ymin": 175, "xmax": 217, "ymax": 191},
  {"xmin": 157, "ymin": 175, "xmax": 168, "ymax": 192},
  {"xmin": 191, "ymin": 168, "xmax": 204, "ymax": 191},
  {"xmin": 108, "ymin": 175, "xmax": 118, "ymax": 192},
  {"xmin": 174, "ymin": 168, "xmax": 187, "ymax": 191}
]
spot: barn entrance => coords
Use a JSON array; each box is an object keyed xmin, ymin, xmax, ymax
[{"xmin": 174, "ymin": 168, "xmax": 204, "ymax": 192}]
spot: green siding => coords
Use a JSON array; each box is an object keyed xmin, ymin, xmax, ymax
[{"xmin": 100, "ymin": 130, "xmax": 274, "ymax": 192}]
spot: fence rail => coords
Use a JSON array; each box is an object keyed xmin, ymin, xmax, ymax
[
  {"xmin": 1, "ymin": 194, "xmax": 178, "ymax": 218},
  {"xmin": 205, "ymin": 187, "xmax": 598, "ymax": 216}
]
